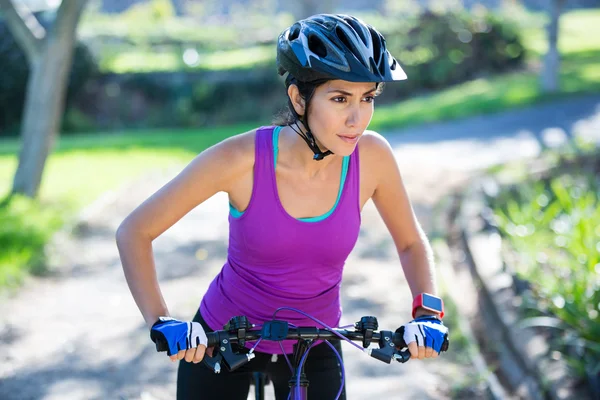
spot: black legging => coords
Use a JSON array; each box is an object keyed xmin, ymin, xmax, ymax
[{"xmin": 176, "ymin": 309, "xmax": 347, "ymax": 400}]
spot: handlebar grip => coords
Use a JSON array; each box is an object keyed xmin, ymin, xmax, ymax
[
  {"xmin": 206, "ymin": 332, "xmax": 219, "ymax": 347},
  {"xmin": 393, "ymin": 327, "xmax": 407, "ymax": 348},
  {"xmin": 149, "ymin": 329, "xmax": 169, "ymax": 353}
]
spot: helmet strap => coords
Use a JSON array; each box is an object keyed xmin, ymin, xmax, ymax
[{"xmin": 289, "ymin": 119, "xmax": 333, "ymax": 161}]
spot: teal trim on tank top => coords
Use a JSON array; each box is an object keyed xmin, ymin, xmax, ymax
[{"xmin": 229, "ymin": 126, "xmax": 350, "ymax": 221}]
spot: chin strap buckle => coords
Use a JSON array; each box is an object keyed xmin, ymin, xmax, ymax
[{"xmin": 289, "ymin": 122, "xmax": 334, "ymax": 161}]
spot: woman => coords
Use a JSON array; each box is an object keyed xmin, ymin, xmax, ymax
[{"xmin": 117, "ymin": 14, "xmax": 449, "ymax": 400}]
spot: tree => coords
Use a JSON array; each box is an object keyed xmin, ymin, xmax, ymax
[
  {"xmin": 540, "ymin": 0, "xmax": 565, "ymax": 93},
  {"xmin": 0, "ymin": 0, "xmax": 88, "ymax": 198}
]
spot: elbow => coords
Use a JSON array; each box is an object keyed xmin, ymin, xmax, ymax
[
  {"xmin": 116, "ymin": 217, "xmax": 153, "ymax": 248},
  {"xmin": 116, "ymin": 218, "xmax": 138, "ymax": 247},
  {"xmin": 115, "ymin": 220, "xmax": 130, "ymax": 248},
  {"xmin": 399, "ymin": 239, "xmax": 431, "ymax": 259}
]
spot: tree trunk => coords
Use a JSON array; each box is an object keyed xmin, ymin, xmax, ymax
[
  {"xmin": 540, "ymin": 0, "xmax": 565, "ymax": 93},
  {"xmin": 9, "ymin": 0, "xmax": 88, "ymax": 198}
]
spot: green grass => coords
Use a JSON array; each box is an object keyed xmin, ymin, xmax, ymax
[
  {"xmin": 0, "ymin": 123, "xmax": 255, "ymax": 207},
  {"xmin": 522, "ymin": 9, "xmax": 600, "ymax": 57},
  {"xmin": 100, "ymin": 44, "xmax": 274, "ymax": 73}
]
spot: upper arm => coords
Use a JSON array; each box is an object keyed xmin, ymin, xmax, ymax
[
  {"xmin": 118, "ymin": 130, "xmax": 255, "ymax": 241},
  {"xmin": 363, "ymin": 131, "xmax": 424, "ymax": 251}
]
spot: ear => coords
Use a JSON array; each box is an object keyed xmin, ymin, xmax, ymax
[{"xmin": 287, "ymin": 84, "xmax": 305, "ymax": 118}]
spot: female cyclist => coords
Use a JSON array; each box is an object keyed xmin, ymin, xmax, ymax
[{"xmin": 117, "ymin": 13, "xmax": 449, "ymax": 400}]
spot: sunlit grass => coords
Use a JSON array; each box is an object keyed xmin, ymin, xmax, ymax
[
  {"xmin": 0, "ymin": 124, "xmax": 255, "ymax": 207},
  {"xmin": 522, "ymin": 9, "xmax": 600, "ymax": 57},
  {"xmin": 101, "ymin": 45, "xmax": 274, "ymax": 73},
  {"xmin": 370, "ymin": 50, "xmax": 600, "ymax": 131}
]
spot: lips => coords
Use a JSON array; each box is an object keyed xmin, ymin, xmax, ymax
[{"xmin": 338, "ymin": 134, "xmax": 360, "ymax": 144}]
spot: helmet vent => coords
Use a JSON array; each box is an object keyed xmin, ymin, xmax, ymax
[
  {"xmin": 335, "ymin": 26, "xmax": 354, "ymax": 53},
  {"xmin": 289, "ymin": 24, "xmax": 300, "ymax": 41},
  {"xmin": 344, "ymin": 17, "xmax": 368, "ymax": 46},
  {"xmin": 308, "ymin": 34, "xmax": 328, "ymax": 58},
  {"xmin": 370, "ymin": 28, "xmax": 382, "ymax": 65}
]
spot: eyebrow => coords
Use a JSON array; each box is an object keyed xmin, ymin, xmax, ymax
[{"xmin": 327, "ymin": 87, "xmax": 377, "ymax": 96}]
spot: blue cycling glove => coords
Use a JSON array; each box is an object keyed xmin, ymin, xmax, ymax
[
  {"xmin": 150, "ymin": 316, "xmax": 208, "ymax": 356},
  {"xmin": 400, "ymin": 315, "xmax": 449, "ymax": 353}
]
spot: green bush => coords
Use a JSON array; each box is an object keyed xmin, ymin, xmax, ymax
[
  {"xmin": 63, "ymin": 8, "xmax": 525, "ymax": 131},
  {"xmin": 0, "ymin": 12, "xmax": 98, "ymax": 136},
  {"xmin": 0, "ymin": 195, "xmax": 65, "ymax": 288},
  {"xmin": 67, "ymin": 68, "xmax": 286, "ymax": 131},
  {"xmin": 488, "ymin": 158, "xmax": 600, "ymax": 383},
  {"xmin": 381, "ymin": 9, "xmax": 525, "ymax": 97}
]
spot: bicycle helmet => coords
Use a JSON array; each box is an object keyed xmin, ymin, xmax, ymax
[
  {"xmin": 277, "ymin": 14, "xmax": 407, "ymax": 83},
  {"xmin": 276, "ymin": 14, "xmax": 407, "ymax": 160}
]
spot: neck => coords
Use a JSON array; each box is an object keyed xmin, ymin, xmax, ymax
[{"xmin": 280, "ymin": 123, "xmax": 339, "ymax": 176}]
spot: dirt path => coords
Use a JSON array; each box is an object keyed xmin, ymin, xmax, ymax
[{"xmin": 1, "ymin": 95, "xmax": 599, "ymax": 400}]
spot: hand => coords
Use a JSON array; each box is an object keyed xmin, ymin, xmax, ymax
[
  {"xmin": 150, "ymin": 317, "xmax": 208, "ymax": 364},
  {"xmin": 400, "ymin": 316, "xmax": 449, "ymax": 360}
]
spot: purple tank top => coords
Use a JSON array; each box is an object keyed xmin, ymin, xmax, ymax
[{"xmin": 200, "ymin": 125, "xmax": 361, "ymax": 354}]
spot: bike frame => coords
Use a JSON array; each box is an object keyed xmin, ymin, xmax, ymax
[
  {"xmin": 288, "ymin": 338, "xmax": 312, "ymax": 400},
  {"xmin": 250, "ymin": 338, "xmax": 333, "ymax": 400}
]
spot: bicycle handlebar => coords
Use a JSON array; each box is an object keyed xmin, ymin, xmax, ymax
[
  {"xmin": 206, "ymin": 326, "xmax": 407, "ymax": 348},
  {"xmin": 200, "ymin": 316, "xmax": 418, "ymax": 373}
]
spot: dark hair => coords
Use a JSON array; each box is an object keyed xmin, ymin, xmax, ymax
[{"xmin": 272, "ymin": 75, "xmax": 385, "ymax": 126}]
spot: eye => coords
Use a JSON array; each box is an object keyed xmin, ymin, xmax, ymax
[
  {"xmin": 332, "ymin": 96, "xmax": 346, "ymax": 103},
  {"xmin": 363, "ymin": 96, "xmax": 375, "ymax": 103}
]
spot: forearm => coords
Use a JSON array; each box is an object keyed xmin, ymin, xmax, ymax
[
  {"xmin": 116, "ymin": 225, "xmax": 170, "ymax": 329},
  {"xmin": 399, "ymin": 239, "xmax": 438, "ymax": 317}
]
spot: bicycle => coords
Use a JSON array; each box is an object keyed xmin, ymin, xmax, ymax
[{"xmin": 185, "ymin": 307, "xmax": 449, "ymax": 400}]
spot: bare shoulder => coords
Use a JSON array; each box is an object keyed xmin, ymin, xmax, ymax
[
  {"xmin": 167, "ymin": 126, "xmax": 259, "ymax": 195},
  {"xmin": 358, "ymin": 129, "xmax": 396, "ymax": 168},
  {"xmin": 206, "ymin": 127, "xmax": 257, "ymax": 166},
  {"xmin": 117, "ymin": 127, "xmax": 260, "ymax": 240}
]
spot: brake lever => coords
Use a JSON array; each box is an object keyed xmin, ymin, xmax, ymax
[
  {"xmin": 367, "ymin": 330, "xmax": 411, "ymax": 363},
  {"xmin": 202, "ymin": 331, "xmax": 255, "ymax": 373}
]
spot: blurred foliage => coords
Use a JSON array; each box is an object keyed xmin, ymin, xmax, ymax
[
  {"xmin": 86, "ymin": 6, "xmax": 525, "ymax": 77},
  {"xmin": 0, "ymin": 12, "xmax": 99, "ymax": 136},
  {"xmin": 61, "ymin": 7, "xmax": 527, "ymax": 132},
  {"xmin": 487, "ymin": 154, "xmax": 600, "ymax": 383},
  {"xmin": 62, "ymin": 68, "xmax": 285, "ymax": 131},
  {"xmin": 384, "ymin": 9, "xmax": 525, "ymax": 93},
  {"xmin": 79, "ymin": 0, "xmax": 291, "ymax": 51},
  {"xmin": 122, "ymin": 0, "xmax": 176, "ymax": 21},
  {"xmin": 0, "ymin": 195, "xmax": 65, "ymax": 289}
]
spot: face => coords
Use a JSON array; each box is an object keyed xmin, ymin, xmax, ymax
[{"xmin": 290, "ymin": 80, "xmax": 377, "ymax": 157}]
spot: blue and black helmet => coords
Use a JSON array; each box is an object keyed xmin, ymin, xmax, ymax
[{"xmin": 277, "ymin": 14, "xmax": 407, "ymax": 83}]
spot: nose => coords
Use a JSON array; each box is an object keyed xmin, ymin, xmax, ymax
[{"xmin": 345, "ymin": 103, "xmax": 361, "ymax": 127}]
